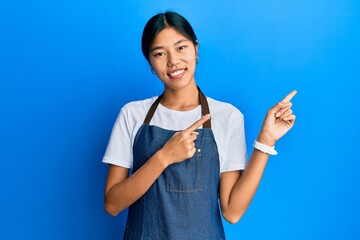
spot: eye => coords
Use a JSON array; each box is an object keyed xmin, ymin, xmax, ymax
[
  {"xmin": 178, "ymin": 45, "xmax": 187, "ymax": 51},
  {"xmin": 153, "ymin": 52, "xmax": 165, "ymax": 57}
]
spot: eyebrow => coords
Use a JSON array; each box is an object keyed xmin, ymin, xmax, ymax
[{"xmin": 150, "ymin": 39, "xmax": 188, "ymax": 53}]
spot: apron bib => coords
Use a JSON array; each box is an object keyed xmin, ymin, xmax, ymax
[{"xmin": 124, "ymin": 89, "xmax": 225, "ymax": 240}]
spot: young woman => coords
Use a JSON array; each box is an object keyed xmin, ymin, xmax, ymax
[{"xmin": 103, "ymin": 11, "xmax": 296, "ymax": 239}]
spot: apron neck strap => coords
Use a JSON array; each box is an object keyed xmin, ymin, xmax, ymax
[{"xmin": 144, "ymin": 86, "xmax": 211, "ymax": 129}]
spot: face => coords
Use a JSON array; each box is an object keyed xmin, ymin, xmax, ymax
[{"xmin": 149, "ymin": 27, "xmax": 198, "ymax": 91}]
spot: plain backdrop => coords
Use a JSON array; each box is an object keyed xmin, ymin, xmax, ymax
[{"xmin": 1, "ymin": 0, "xmax": 359, "ymax": 239}]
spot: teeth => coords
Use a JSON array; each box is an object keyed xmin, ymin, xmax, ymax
[{"xmin": 169, "ymin": 69, "xmax": 184, "ymax": 77}]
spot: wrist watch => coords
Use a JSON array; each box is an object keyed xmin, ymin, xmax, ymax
[{"xmin": 253, "ymin": 139, "xmax": 278, "ymax": 155}]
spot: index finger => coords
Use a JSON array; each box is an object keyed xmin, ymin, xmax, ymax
[
  {"xmin": 281, "ymin": 90, "xmax": 297, "ymax": 103},
  {"xmin": 183, "ymin": 114, "xmax": 211, "ymax": 133}
]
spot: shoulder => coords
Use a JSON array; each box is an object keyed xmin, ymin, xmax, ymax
[
  {"xmin": 207, "ymin": 97, "xmax": 245, "ymax": 137},
  {"xmin": 121, "ymin": 96, "xmax": 158, "ymax": 114},
  {"xmin": 119, "ymin": 96, "xmax": 158, "ymax": 120},
  {"xmin": 207, "ymin": 97, "xmax": 244, "ymax": 120},
  {"xmin": 114, "ymin": 96, "xmax": 158, "ymax": 129}
]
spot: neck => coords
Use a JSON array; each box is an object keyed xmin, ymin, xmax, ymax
[{"xmin": 161, "ymin": 81, "xmax": 199, "ymax": 111}]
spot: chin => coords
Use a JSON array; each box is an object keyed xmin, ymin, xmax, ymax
[{"xmin": 166, "ymin": 79, "xmax": 196, "ymax": 91}]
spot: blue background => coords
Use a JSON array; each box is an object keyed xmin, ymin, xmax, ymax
[{"xmin": 1, "ymin": 0, "xmax": 359, "ymax": 239}]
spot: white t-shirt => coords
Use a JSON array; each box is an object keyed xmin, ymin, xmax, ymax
[{"xmin": 102, "ymin": 96, "xmax": 247, "ymax": 173}]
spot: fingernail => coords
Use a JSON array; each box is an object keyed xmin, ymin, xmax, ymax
[
  {"xmin": 203, "ymin": 114, "xmax": 211, "ymax": 119},
  {"xmin": 275, "ymin": 112, "xmax": 281, "ymax": 117}
]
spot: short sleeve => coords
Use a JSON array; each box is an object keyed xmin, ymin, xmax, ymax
[
  {"xmin": 220, "ymin": 110, "xmax": 247, "ymax": 172},
  {"xmin": 102, "ymin": 108, "xmax": 133, "ymax": 169}
]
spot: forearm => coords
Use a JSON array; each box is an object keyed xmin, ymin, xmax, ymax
[
  {"xmin": 227, "ymin": 150, "xmax": 269, "ymax": 218},
  {"xmin": 222, "ymin": 135, "xmax": 274, "ymax": 223},
  {"xmin": 104, "ymin": 151, "xmax": 169, "ymax": 216}
]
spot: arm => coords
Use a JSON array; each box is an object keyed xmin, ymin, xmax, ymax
[
  {"xmin": 104, "ymin": 115, "xmax": 211, "ymax": 216},
  {"xmin": 220, "ymin": 90, "xmax": 297, "ymax": 224},
  {"xmin": 104, "ymin": 152, "xmax": 168, "ymax": 216},
  {"xmin": 219, "ymin": 141, "xmax": 271, "ymax": 224}
]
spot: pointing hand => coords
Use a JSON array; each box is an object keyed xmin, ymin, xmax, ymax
[
  {"xmin": 257, "ymin": 90, "xmax": 297, "ymax": 146},
  {"xmin": 160, "ymin": 114, "xmax": 211, "ymax": 165}
]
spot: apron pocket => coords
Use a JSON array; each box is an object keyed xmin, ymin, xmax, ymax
[{"xmin": 165, "ymin": 147, "xmax": 203, "ymax": 193}]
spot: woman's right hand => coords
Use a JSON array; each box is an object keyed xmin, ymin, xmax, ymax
[{"xmin": 158, "ymin": 114, "xmax": 211, "ymax": 166}]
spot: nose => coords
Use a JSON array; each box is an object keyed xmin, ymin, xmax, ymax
[{"xmin": 167, "ymin": 51, "xmax": 180, "ymax": 67}]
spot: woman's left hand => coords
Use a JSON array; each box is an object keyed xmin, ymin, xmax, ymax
[{"xmin": 257, "ymin": 90, "xmax": 297, "ymax": 146}]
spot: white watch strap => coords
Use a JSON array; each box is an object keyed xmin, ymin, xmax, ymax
[{"xmin": 253, "ymin": 139, "xmax": 278, "ymax": 155}]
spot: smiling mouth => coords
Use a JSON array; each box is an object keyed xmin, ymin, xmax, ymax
[{"xmin": 168, "ymin": 68, "xmax": 186, "ymax": 78}]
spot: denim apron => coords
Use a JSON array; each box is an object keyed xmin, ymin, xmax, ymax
[{"xmin": 124, "ymin": 89, "xmax": 226, "ymax": 240}]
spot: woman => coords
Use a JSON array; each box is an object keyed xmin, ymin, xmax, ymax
[{"xmin": 103, "ymin": 11, "xmax": 296, "ymax": 239}]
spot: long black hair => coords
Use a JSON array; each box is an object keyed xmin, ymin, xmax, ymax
[{"xmin": 141, "ymin": 11, "xmax": 198, "ymax": 63}]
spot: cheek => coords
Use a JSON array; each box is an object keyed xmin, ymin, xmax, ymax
[
  {"xmin": 183, "ymin": 52, "xmax": 196, "ymax": 64},
  {"xmin": 150, "ymin": 58, "xmax": 165, "ymax": 71}
]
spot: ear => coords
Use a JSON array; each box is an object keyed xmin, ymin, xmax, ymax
[{"xmin": 195, "ymin": 40, "xmax": 199, "ymax": 57}]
